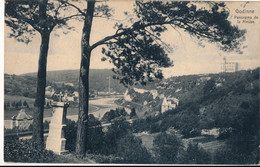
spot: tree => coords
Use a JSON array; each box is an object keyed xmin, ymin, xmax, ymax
[
  {"xmin": 5, "ymin": 0, "xmax": 79, "ymax": 148},
  {"xmin": 6, "ymin": 101, "xmax": 10, "ymax": 108},
  {"xmin": 23, "ymin": 101, "xmax": 28, "ymax": 107},
  {"xmin": 103, "ymin": 118, "xmax": 131, "ymax": 155},
  {"xmin": 16, "ymin": 100, "xmax": 22, "ymax": 109},
  {"xmin": 153, "ymin": 132, "xmax": 184, "ymax": 163},
  {"xmin": 181, "ymin": 142, "xmax": 211, "ymax": 164},
  {"xmin": 11, "ymin": 101, "xmax": 16, "ymax": 108},
  {"xmin": 86, "ymin": 114, "xmax": 105, "ymax": 154},
  {"xmin": 63, "ymin": 1, "xmax": 245, "ymax": 156},
  {"xmin": 130, "ymin": 108, "xmax": 137, "ymax": 119},
  {"xmin": 116, "ymin": 133, "xmax": 153, "ymax": 164}
]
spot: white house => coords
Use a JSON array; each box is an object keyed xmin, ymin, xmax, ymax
[
  {"xmin": 11, "ymin": 109, "xmax": 33, "ymax": 130},
  {"xmin": 161, "ymin": 97, "xmax": 179, "ymax": 113},
  {"xmin": 45, "ymin": 86, "xmax": 55, "ymax": 98},
  {"xmin": 73, "ymin": 91, "xmax": 79, "ymax": 97}
]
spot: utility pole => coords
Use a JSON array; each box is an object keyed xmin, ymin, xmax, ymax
[{"xmin": 107, "ymin": 76, "xmax": 111, "ymax": 93}]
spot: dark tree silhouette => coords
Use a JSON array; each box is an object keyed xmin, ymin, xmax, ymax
[
  {"xmin": 64, "ymin": 0, "xmax": 246, "ymax": 157},
  {"xmin": 5, "ymin": 0, "xmax": 79, "ymax": 148}
]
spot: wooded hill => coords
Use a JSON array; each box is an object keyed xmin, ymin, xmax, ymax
[
  {"xmin": 4, "ymin": 69, "xmax": 127, "ymax": 98},
  {"xmin": 22, "ymin": 69, "xmax": 126, "ymax": 93},
  {"xmin": 121, "ymin": 67, "xmax": 259, "ymax": 163}
]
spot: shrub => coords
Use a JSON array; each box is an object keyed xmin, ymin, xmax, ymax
[
  {"xmin": 153, "ymin": 132, "xmax": 184, "ymax": 164},
  {"xmin": 130, "ymin": 108, "xmax": 137, "ymax": 119},
  {"xmin": 85, "ymin": 154, "xmax": 124, "ymax": 163},
  {"xmin": 4, "ymin": 137, "xmax": 61, "ymax": 163},
  {"xmin": 103, "ymin": 118, "xmax": 131, "ymax": 155},
  {"xmin": 101, "ymin": 108, "xmax": 128, "ymax": 123},
  {"xmin": 180, "ymin": 142, "xmax": 211, "ymax": 164},
  {"xmin": 116, "ymin": 133, "xmax": 153, "ymax": 164},
  {"xmin": 64, "ymin": 117, "xmax": 105, "ymax": 154},
  {"xmin": 64, "ymin": 119, "xmax": 77, "ymax": 152},
  {"xmin": 214, "ymin": 133, "xmax": 259, "ymax": 164},
  {"xmin": 86, "ymin": 114, "xmax": 105, "ymax": 154}
]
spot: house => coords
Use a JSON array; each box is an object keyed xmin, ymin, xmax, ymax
[
  {"xmin": 161, "ymin": 97, "xmax": 179, "ymax": 113},
  {"xmin": 73, "ymin": 91, "xmax": 79, "ymax": 97},
  {"xmin": 11, "ymin": 109, "xmax": 33, "ymax": 130},
  {"xmin": 45, "ymin": 86, "xmax": 55, "ymax": 98}
]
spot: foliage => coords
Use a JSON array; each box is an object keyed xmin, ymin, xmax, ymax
[
  {"xmin": 64, "ymin": 119, "xmax": 78, "ymax": 152},
  {"xmin": 101, "ymin": 108, "xmax": 128, "ymax": 123},
  {"xmin": 153, "ymin": 132, "xmax": 184, "ymax": 164},
  {"xmin": 103, "ymin": 118, "xmax": 132, "ymax": 155},
  {"xmin": 99, "ymin": 1, "xmax": 246, "ymax": 87},
  {"xmin": 4, "ymin": 137, "xmax": 71, "ymax": 163},
  {"xmin": 68, "ymin": 0, "xmax": 246, "ymax": 156},
  {"xmin": 4, "ymin": 74, "xmax": 35, "ymax": 98},
  {"xmin": 5, "ymin": 0, "xmax": 77, "ymax": 43},
  {"xmin": 23, "ymin": 100, "xmax": 28, "ymax": 107},
  {"xmin": 85, "ymin": 154, "xmax": 124, "ymax": 164},
  {"xmin": 180, "ymin": 142, "xmax": 211, "ymax": 164},
  {"xmin": 131, "ymin": 116, "xmax": 160, "ymax": 133},
  {"xmin": 64, "ymin": 116, "xmax": 105, "ymax": 154},
  {"xmin": 213, "ymin": 143, "xmax": 258, "ymax": 164},
  {"xmin": 116, "ymin": 133, "xmax": 153, "ymax": 164},
  {"xmin": 130, "ymin": 107, "xmax": 137, "ymax": 118},
  {"xmin": 86, "ymin": 114, "xmax": 105, "ymax": 154}
]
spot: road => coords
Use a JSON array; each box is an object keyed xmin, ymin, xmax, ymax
[{"xmin": 65, "ymin": 97, "xmax": 126, "ymax": 121}]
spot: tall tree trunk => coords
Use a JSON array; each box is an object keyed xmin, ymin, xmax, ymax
[
  {"xmin": 32, "ymin": 0, "xmax": 49, "ymax": 149},
  {"xmin": 32, "ymin": 32, "xmax": 50, "ymax": 148},
  {"xmin": 76, "ymin": 0, "xmax": 95, "ymax": 157}
]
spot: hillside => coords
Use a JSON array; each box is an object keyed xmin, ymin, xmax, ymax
[
  {"xmin": 4, "ymin": 69, "xmax": 127, "ymax": 98},
  {"xmin": 118, "ymin": 68, "xmax": 259, "ymax": 136},
  {"xmin": 4, "ymin": 74, "xmax": 53, "ymax": 98},
  {"xmin": 21, "ymin": 69, "xmax": 126, "ymax": 93},
  {"xmin": 123, "ymin": 68, "xmax": 259, "ymax": 105},
  {"xmin": 4, "ymin": 68, "xmax": 259, "ymax": 164},
  {"xmin": 125, "ymin": 68, "xmax": 259, "ymax": 163}
]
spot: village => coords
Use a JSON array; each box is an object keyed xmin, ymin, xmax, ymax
[{"xmin": 5, "ymin": 84, "xmax": 181, "ymax": 132}]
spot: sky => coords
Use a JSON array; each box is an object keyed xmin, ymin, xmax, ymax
[{"xmin": 3, "ymin": 1, "xmax": 260, "ymax": 78}]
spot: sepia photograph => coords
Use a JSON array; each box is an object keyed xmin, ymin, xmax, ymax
[{"xmin": 1, "ymin": 0, "xmax": 260, "ymax": 165}]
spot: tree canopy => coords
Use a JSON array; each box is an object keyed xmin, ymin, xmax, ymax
[
  {"xmin": 93, "ymin": 1, "xmax": 246, "ymax": 86},
  {"xmin": 5, "ymin": 0, "xmax": 80, "ymax": 42}
]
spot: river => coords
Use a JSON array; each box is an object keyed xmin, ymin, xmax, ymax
[{"xmin": 5, "ymin": 96, "xmax": 128, "ymax": 129}]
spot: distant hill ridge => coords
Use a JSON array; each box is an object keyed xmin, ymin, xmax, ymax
[
  {"xmin": 5, "ymin": 67, "xmax": 259, "ymax": 100},
  {"xmin": 20, "ymin": 69, "xmax": 126, "ymax": 93}
]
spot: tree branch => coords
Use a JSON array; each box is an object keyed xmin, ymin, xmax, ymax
[
  {"xmin": 61, "ymin": 0, "xmax": 87, "ymax": 17},
  {"xmin": 90, "ymin": 21, "xmax": 173, "ymax": 50}
]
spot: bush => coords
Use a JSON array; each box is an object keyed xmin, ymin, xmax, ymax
[
  {"xmin": 86, "ymin": 114, "xmax": 105, "ymax": 154},
  {"xmin": 64, "ymin": 119, "xmax": 77, "ymax": 152},
  {"xmin": 130, "ymin": 108, "xmax": 137, "ymax": 119},
  {"xmin": 214, "ymin": 133, "xmax": 259, "ymax": 164},
  {"xmin": 180, "ymin": 142, "xmax": 211, "ymax": 164},
  {"xmin": 116, "ymin": 133, "xmax": 153, "ymax": 164},
  {"xmin": 4, "ymin": 137, "xmax": 62, "ymax": 163},
  {"xmin": 153, "ymin": 132, "xmax": 184, "ymax": 164},
  {"xmin": 64, "ymin": 116, "xmax": 105, "ymax": 154},
  {"xmin": 103, "ymin": 118, "xmax": 131, "ymax": 155},
  {"xmin": 85, "ymin": 154, "xmax": 124, "ymax": 163},
  {"xmin": 213, "ymin": 146, "xmax": 258, "ymax": 164},
  {"xmin": 101, "ymin": 108, "xmax": 128, "ymax": 123}
]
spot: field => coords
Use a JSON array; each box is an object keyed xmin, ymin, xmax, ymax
[{"xmin": 4, "ymin": 95, "xmax": 35, "ymax": 106}]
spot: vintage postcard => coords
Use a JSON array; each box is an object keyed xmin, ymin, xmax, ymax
[{"xmin": 1, "ymin": 0, "xmax": 260, "ymax": 165}]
